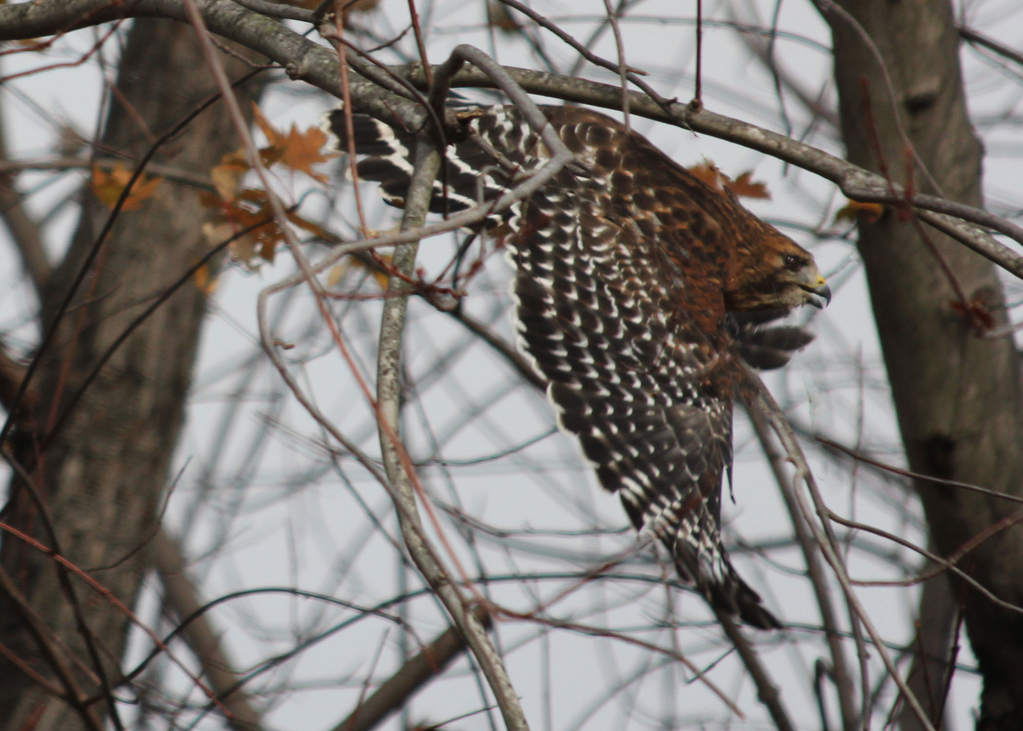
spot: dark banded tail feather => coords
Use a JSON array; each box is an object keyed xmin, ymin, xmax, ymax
[{"xmin": 324, "ymin": 108, "xmax": 534, "ymax": 230}]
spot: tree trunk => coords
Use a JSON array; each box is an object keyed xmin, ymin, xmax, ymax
[
  {"xmin": 827, "ymin": 2, "xmax": 1023, "ymax": 729},
  {"xmin": 0, "ymin": 20, "xmax": 264, "ymax": 731}
]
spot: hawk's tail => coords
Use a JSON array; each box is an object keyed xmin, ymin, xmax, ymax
[
  {"xmin": 670, "ymin": 532, "xmax": 782, "ymax": 630},
  {"xmin": 702, "ymin": 564, "xmax": 782, "ymax": 630}
]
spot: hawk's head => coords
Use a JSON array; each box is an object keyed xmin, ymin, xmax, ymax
[{"xmin": 724, "ymin": 225, "xmax": 831, "ymax": 313}]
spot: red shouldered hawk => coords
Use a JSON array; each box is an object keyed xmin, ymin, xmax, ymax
[{"xmin": 327, "ymin": 103, "xmax": 830, "ymax": 630}]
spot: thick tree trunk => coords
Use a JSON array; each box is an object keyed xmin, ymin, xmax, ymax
[
  {"xmin": 827, "ymin": 2, "xmax": 1023, "ymax": 729},
  {"xmin": 0, "ymin": 20, "xmax": 263, "ymax": 731}
]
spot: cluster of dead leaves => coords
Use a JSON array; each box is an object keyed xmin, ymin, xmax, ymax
[
  {"xmin": 199, "ymin": 103, "xmax": 337, "ymax": 273},
  {"xmin": 687, "ymin": 161, "xmax": 770, "ymax": 200},
  {"xmin": 688, "ymin": 160, "xmax": 887, "ymax": 226}
]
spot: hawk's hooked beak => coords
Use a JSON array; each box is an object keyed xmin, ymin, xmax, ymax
[{"xmin": 802, "ymin": 276, "xmax": 832, "ymax": 309}]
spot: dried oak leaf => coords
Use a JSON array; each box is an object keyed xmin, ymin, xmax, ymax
[
  {"xmin": 91, "ymin": 162, "xmax": 162, "ymax": 211},
  {"xmin": 251, "ymin": 103, "xmax": 338, "ymax": 182},
  {"xmin": 730, "ymin": 171, "xmax": 770, "ymax": 199},
  {"xmin": 687, "ymin": 161, "xmax": 770, "ymax": 199}
]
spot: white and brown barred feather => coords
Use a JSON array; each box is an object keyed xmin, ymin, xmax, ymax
[{"xmin": 327, "ymin": 104, "xmax": 829, "ymax": 630}]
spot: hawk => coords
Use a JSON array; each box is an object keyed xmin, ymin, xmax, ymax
[{"xmin": 327, "ymin": 103, "xmax": 830, "ymax": 629}]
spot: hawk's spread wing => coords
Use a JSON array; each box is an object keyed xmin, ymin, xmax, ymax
[
  {"xmin": 504, "ymin": 115, "xmax": 777, "ymax": 628},
  {"xmin": 327, "ymin": 103, "xmax": 827, "ymax": 630}
]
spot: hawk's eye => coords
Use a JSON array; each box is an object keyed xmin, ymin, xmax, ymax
[{"xmin": 783, "ymin": 254, "xmax": 804, "ymax": 271}]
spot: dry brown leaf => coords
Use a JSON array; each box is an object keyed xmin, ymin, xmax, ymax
[
  {"xmin": 834, "ymin": 200, "xmax": 885, "ymax": 224},
  {"xmin": 233, "ymin": 189, "xmax": 283, "ymax": 263},
  {"xmin": 210, "ymin": 149, "xmax": 250, "ymax": 201},
  {"xmin": 730, "ymin": 171, "xmax": 770, "ymax": 200},
  {"xmin": 687, "ymin": 161, "xmax": 723, "ymax": 190},
  {"xmin": 487, "ymin": 0, "xmax": 519, "ymax": 31},
  {"xmin": 327, "ymin": 262, "xmax": 348, "ymax": 287},
  {"xmin": 201, "ymin": 189, "xmax": 283, "ymax": 265},
  {"xmin": 192, "ymin": 263, "xmax": 218, "ymax": 294},
  {"xmin": 344, "ymin": 253, "xmax": 392, "ymax": 290},
  {"xmin": 91, "ymin": 162, "xmax": 162, "ymax": 210},
  {"xmin": 252, "ymin": 103, "xmax": 287, "ymax": 152},
  {"xmin": 367, "ymin": 253, "xmax": 392, "ymax": 290},
  {"xmin": 280, "ymin": 125, "xmax": 339, "ymax": 183},
  {"xmin": 251, "ymin": 104, "xmax": 338, "ymax": 183}
]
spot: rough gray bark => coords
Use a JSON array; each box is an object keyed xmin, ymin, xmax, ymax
[
  {"xmin": 827, "ymin": 3, "xmax": 1023, "ymax": 729},
  {"xmin": 0, "ymin": 20, "xmax": 264, "ymax": 731}
]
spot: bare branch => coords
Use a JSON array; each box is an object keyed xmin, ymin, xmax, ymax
[
  {"xmin": 747, "ymin": 374, "xmax": 939, "ymax": 731},
  {"xmin": 897, "ymin": 570, "xmax": 956, "ymax": 731},
  {"xmin": 713, "ymin": 610, "xmax": 795, "ymax": 731},
  {"xmin": 747, "ymin": 402, "xmax": 859, "ymax": 731},
  {"xmin": 0, "ymin": 94, "xmax": 50, "ymax": 298}
]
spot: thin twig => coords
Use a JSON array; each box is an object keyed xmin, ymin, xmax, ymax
[
  {"xmin": 600, "ymin": 0, "xmax": 630, "ymax": 128},
  {"xmin": 748, "ymin": 375, "xmax": 939, "ymax": 731},
  {"xmin": 333, "ymin": 605, "xmax": 492, "ymax": 731},
  {"xmin": 152, "ymin": 527, "xmax": 265, "ymax": 731},
  {"xmin": 746, "ymin": 399, "xmax": 859, "ymax": 731}
]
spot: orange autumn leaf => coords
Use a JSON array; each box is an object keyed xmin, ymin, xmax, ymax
[
  {"xmin": 210, "ymin": 149, "xmax": 250, "ymax": 201},
  {"xmin": 687, "ymin": 161, "xmax": 723, "ymax": 189},
  {"xmin": 366, "ymin": 253, "xmax": 393, "ymax": 290},
  {"xmin": 730, "ymin": 171, "xmax": 770, "ymax": 199},
  {"xmin": 200, "ymin": 189, "xmax": 314, "ymax": 266},
  {"xmin": 91, "ymin": 162, "xmax": 162, "ymax": 210},
  {"xmin": 200, "ymin": 188, "xmax": 283, "ymax": 265},
  {"xmin": 834, "ymin": 200, "xmax": 885, "ymax": 224},
  {"xmin": 192, "ymin": 262, "xmax": 218, "ymax": 294},
  {"xmin": 326, "ymin": 253, "xmax": 392, "ymax": 290},
  {"xmin": 327, "ymin": 261, "xmax": 348, "ymax": 287},
  {"xmin": 280, "ymin": 125, "xmax": 338, "ymax": 183},
  {"xmin": 200, "ymin": 113, "xmax": 340, "ymax": 267},
  {"xmin": 251, "ymin": 103, "xmax": 338, "ymax": 183},
  {"xmin": 252, "ymin": 103, "xmax": 287, "ymax": 152},
  {"xmin": 347, "ymin": 253, "xmax": 392, "ymax": 290},
  {"xmin": 232, "ymin": 189, "xmax": 283, "ymax": 263}
]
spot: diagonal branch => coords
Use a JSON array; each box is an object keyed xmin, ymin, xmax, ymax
[
  {"xmin": 747, "ymin": 372, "xmax": 938, "ymax": 731},
  {"xmin": 372, "ymin": 57, "xmax": 531, "ymax": 729},
  {"xmin": 746, "ymin": 401, "xmax": 859, "ymax": 731},
  {"xmin": 0, "ymin": 93, "xmax": 50, "ymax": 299},
  {"xmin": 332, "ymin": 605, "xmax": 492, "ymax": 731},
  {"xmin": 151, "ymin": 527, "xmax": 265, "ymax": 731}
]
